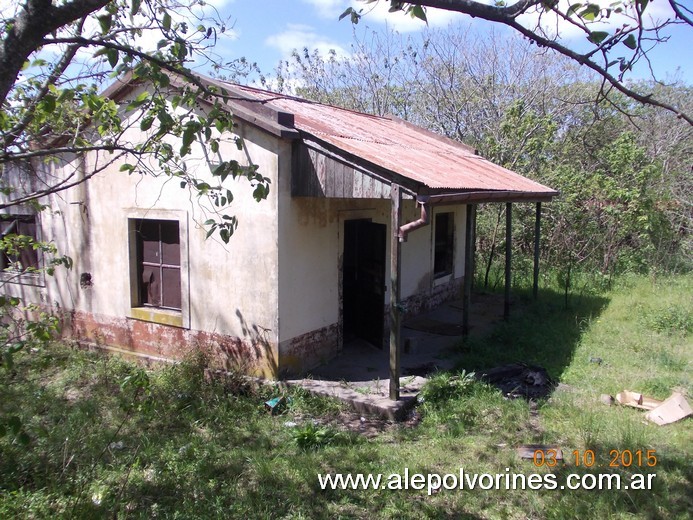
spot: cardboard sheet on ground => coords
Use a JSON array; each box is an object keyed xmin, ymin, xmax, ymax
[
  {"xmin": 616, "ymin": 390, "xmax": 663, "ymax": 411},
  {"xmin": 616, "ymin": 390, "xmax": 691, "ymax": 425},
  {"xmin": 644, "ymin": 393, "xmax": 692, "ymax": 426}
]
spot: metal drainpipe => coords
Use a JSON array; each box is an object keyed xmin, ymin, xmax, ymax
[{"xmin": 398, "ymin": 195, "xmax": 431, "ymax": 242}]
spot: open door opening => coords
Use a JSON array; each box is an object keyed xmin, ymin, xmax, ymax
[{"xmin": 343, "ymin": 219, "xmax": 386, "ymax": 348}]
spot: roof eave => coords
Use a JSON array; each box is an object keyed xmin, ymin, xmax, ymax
[{"xmin": 426, "ymin": 190, "xmax": 560, "ymax": 205}]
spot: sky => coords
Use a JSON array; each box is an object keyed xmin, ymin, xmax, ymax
[
  {"xmin": 207, "ymin": 0, "xmax": 692, "ymax": 85},
  {"xmin": 0, "ymin": 0, "xmax": 689, "ymax": 85}
]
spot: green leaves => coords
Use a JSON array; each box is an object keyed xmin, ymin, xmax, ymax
[
  {"xmin": 41, "ymin": 94, "xmax": 56, "ymax": 114},
  {"xmin": 579, "ymin": 3, "xmax": 600, "ymax": 21},
  {"xmin": 130, "ymin": 0, "xmax": 142, "ymax": 18},
  {"xmin": 97, "ymin": 14, "xmax": 112, "ymax": 34},
  {"xmin": 588, "ymin": 31, "xmax": 609, "ymax": 44},
  {"xmin": 567, "ymin": 2, "xmax": 583, "ymax": 16},
  {"xmin": 253, "ymin": 184, "xmax": 269, "ymax": 202},
  {"xmin": 407, "ymin": 4, "xmax": 427, "ymax": 23},
  {"xmin": 162, "ymin": 12, "xmax": 172, "ymax": 32},
  {"xmin": 106, "ymin": 48, "xmax": 119, "ymax": 68},
  {"xmin": 339, "ymin": 7, "xmax": 360, "ymax": 24},
  {"xmin": 340, "ymin": 3, "xmax": 426, "ymax": 24},
  {"xmin": 180, "ymin": 120, "xmax": 201, "ymax": 156},
  {"xmin": 203, "ymin": 217, "xmax": 238, "ymax": 244},
  {"xmin": 140, "ymin": 115, "xmax": 154, "ymax": 131},
  {"xmin": 126, "ymin": 91, "xmax": 151, "ymax": 111},
  {"xmin": 623, "ymin": 34, "xmax": 637, "ymax": 50}
]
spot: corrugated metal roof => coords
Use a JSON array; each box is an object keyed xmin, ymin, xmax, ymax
[{"xmin": 225, "ymin": 83, "xmax": 557, "ymax": 198}]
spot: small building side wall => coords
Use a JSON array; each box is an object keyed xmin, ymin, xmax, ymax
[
  {"xmin": 277, "ymin": 163, "xmax": 468, "ymax": 376},
  {"xmin": 2, "ymin": 90, "xmax": 283, "ymax": 377}
]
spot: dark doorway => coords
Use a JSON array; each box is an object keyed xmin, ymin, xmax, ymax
[{"xmin": 343, "ymin": 220, "xmax": 386, "ymax": 348}]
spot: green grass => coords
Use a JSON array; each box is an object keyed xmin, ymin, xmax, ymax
[{"xmin": 1, "ymin": 274, "xmax": 691, "ymax": 519}]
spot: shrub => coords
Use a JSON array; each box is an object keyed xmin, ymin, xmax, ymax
[
  {"xmin": 641, "ymin": 305, "xmax": 692, "ymax": 335},
  {"xmin": 291, "ymin": 422, "xmax": 341, "ymax": 451}
]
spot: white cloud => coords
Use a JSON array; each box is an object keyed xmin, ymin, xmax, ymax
[
  {"xmin": 265, "ymin": 23, "xmax": 348, "ymax": 59},
  {"xmin": 204, "ymin": 0, "xmax": 236, "ymax": 8},
  {"xmin": 302, "ymin": 0, "xmax": 464, "ymax": 31},
  {"xmin": 351, "ymin": 1, "xmax": 465, "ymax": 32},
  {"xmin": 301, "ymin": 0, "xmax": 346, "ymax": 19}
]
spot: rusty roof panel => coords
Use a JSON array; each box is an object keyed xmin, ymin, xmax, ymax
[{"xmin": 229, "ymin": 84, "xmax": 558, "ymax": 197}]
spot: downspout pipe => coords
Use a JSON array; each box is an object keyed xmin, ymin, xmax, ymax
[{"xmin": 398, "ymin": 195, "xmax": 431, "ymax": 242}]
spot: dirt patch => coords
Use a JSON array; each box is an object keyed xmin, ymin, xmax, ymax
[{"xmin": 290, "ymin": 409, "xmax": 423, "ymax": 439}]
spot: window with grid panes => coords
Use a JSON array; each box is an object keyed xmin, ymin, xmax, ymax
[
  {"xmin": 0, "ymin": 214, "xmax": 39, "ymax": 273},
  {"xmin": 135, "ymin": 219, "xmax": 181, "ymax": 310}
]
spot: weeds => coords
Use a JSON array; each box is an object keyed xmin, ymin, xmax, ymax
[
  {"xmin": 291, "ymin": 422, "xmax": 341, "ymax": 450},
  {"xmin": 641, "ymin": 305, "xmax": 692, "ymax": 335},
  {"xmin": 1, "ymin": 274, "xmax": 691, "ymax": 519}
]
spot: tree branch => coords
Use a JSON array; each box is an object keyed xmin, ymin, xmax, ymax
[
  {"xmin": 402, "ymin": 1, "xmax": 693, "ymax": 125},
  {"xmin": 0, "ymin": 0, "xmax": 110, "ymax": 104}
]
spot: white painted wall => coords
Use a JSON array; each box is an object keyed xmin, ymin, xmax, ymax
[
  {"xmin": 276, "ymin": 163, "xmax": 469, "ymax": 347},
  {"xmin": 3, "ymin": 86, "xmax": 283, "ymax": 354}
]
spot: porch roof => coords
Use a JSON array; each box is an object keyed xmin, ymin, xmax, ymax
[{"xmin": 222, "ymin": 83, "xmax": 558, "ymax": 203}]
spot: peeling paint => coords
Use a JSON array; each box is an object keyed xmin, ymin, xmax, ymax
[
  {"xmin": 278, "ymin": 322, "xmax": 340, "ymax": 377},
  {"xmin": 64, "ymin": 310, "xmax": 279, "ymax": 378}
]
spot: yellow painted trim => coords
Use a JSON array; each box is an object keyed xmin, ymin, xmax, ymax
[{"xmin": 129, "ymin": 307, "xmax": 184, "ymax": 328}]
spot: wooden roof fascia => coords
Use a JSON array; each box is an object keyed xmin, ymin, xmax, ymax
[
  {"xmin": 426, "ymin": 190, "xmax": 559, "ymax": 205},
  {"xmin": 300, "ymin": 134, "xmax": 421, "ymax": 199},
  {"xmin": 166, "ymin": 75, "xmax": 300, "ymax": 139},
  {"xmin": 99, "ymin": 72, "xmax": 298, "ymax": 139},
  {"xmin": 299, "ymin": 134, "xmax": 560, "ymax": 205}
]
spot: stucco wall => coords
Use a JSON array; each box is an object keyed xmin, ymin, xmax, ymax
[
  {"xmin": 276, "ymin": 156, "xmax": 469, "ymax": 374},
  {"xmin": 2, "ymin": 87, "xmax": 283, "ymax": 377},
  {"xmin": 2, "ymin": 84, "xmax": 471, "ymax": 379}
]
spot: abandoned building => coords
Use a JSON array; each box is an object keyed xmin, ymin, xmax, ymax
[{"xmin": 1, "ymin": 74, "xmax": 557, "ymax": 390}]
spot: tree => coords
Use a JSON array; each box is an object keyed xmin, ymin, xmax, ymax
[
  {"xmin": 1, "ymin": 0, "xmax": 269, "ymax": 238},
  {"xmin": 274, "ymin": 24, "xmax": 689, "ymax": 286},
  {"xmin": 342, "ymin": 0, "xmax": 693, "ymax": 125},
  {"xmin": 0, "ymin": 0, "xmax": 268, "ymax": 369}
]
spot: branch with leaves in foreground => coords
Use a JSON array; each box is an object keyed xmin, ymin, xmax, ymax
[
  {"xmin": 341, "ymin": 0, "xmax": 692, "ymax": 125},
  {"xmin": 1, "ymin": 0, "xmax": 270, "ymax": 245}
]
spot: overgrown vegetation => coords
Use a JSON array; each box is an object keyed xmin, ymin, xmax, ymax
[
  {"xmin": 276, "ymin": 26, "xmax": 691, "ymax": 282},
  {"xmin": 1, "ymin": 275, "xmax": 690, "ymax": 518}
]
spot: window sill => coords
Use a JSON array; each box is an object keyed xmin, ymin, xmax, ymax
[{"xmin": 129, "ymin": 307, "xmax": 184, "ymax": 328}]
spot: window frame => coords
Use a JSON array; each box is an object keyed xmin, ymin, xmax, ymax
[
  {"xmin": 0, "ymin": 213, "xmax": 44, "ymax": 286},
  {"xmin": 136, "ymin": 219, "xmax": 182, "ymax": 311},
  {"xmin": 127, "ymin": 211, "xmax": 189, "ymax": 329}
]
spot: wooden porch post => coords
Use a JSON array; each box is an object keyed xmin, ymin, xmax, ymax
[
  {"xmin": 463, "ymin": 204, "xmax": 474, "ymax": 336},
  {"xmin": 389, "ymin": 184, "xmax": 402, "ymax": 401},
  {"xmin": 504, "ymin": 202, "xmax": 512, "ymax": 321},
  {"xmin": 533, "ymin": 202, "xmax": 542, "ymax": 300}
]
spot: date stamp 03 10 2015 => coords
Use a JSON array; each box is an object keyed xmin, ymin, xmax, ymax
[{"xmin": 529, "ymin": 447, "xmax": 658, "ymax": 469}]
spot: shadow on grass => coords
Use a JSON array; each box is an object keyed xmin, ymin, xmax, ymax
[{"xmin": 454, "ymin": 287, "xmax": 611, "ymax": 381}]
